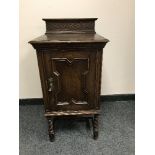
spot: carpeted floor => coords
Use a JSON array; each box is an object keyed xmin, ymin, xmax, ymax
[{"xmin": 19, "ymin": 101, "xmax": 135, "ymax": 155}]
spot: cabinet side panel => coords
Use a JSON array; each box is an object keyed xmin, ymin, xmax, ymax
[
  {"xmin": 95, "ymin": 49, "xmax": 103, "ymax": 109},
  {"xmin": 36, "ymin": 51, "xmax": 50, "ymax": 111}
]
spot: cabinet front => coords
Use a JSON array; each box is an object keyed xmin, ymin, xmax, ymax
[{"xmin": 42, "ymin": 50, "xmax": 97, "ymax": 111}]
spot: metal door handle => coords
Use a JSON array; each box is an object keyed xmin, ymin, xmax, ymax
[{"xmin": 48, "ymin": 77, "xmax": 54, "ymax": 92}]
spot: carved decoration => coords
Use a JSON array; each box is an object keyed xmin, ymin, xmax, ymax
[
  {"xmin": 51, "ymin": 58, "xmax": 89, "ymax": 106},
  {"xmin": 44, "ymin": 110, "xmax": 100, "ymax": 116},
  {"xmin": 46, "ymin": 21, "xmax": 95, "ymax": 33},
  {"xmin": 47, "ymin": 118, "xmax": 55, "ymax": 142},
  {"xmin": 93, "ymin": 114, "xmax": 99, "ymax": 140}
]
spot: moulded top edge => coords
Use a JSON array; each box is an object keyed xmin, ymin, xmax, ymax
[
  {"xmin": 42, "ymin": 18, "xmax": 98, "ymax": 21},
  {"xmin": 29, "ymin": 33, "xmax": 109, "ymax": 44}
]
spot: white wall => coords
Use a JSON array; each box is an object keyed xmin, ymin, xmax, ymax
[{"xmin": 19, "ymin": 0, "xmax": 134, "ymax": 98}]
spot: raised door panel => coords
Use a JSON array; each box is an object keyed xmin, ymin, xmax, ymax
[
  {"xmin": 52, "ymin": 57, "xmax": 88, "ymax": 105},
  {"xmin": 43, "ymin": 50, "xmax": 97, "ymax": 111}
]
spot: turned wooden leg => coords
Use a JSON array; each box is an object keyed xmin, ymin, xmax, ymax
[
  {"xmin": 93, "ymin": 114, "xmax": 99, "ymax": 140},
  {"xmin": 47, "ymin": 117, "xmax": 55, "ymax": 142}
]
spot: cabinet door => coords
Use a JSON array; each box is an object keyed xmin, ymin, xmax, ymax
[{"xmin": 42, "ymin": 50, "xmax": 98, "ymax": 111}]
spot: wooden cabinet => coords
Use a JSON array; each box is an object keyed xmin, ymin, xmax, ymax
[{"xmin": 29, "ymin": 18, "xmax": 109, "ymax": 141}]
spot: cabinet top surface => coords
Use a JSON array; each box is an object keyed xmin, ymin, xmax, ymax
[
  {"xmin": 42, "ymin": 18, "xmax": 98, "ymax": 21},
  {"xmin": 29, "ymin": 33, "xmax": 109, "ymax": 44}
]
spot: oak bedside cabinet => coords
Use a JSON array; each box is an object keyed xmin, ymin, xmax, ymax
[{"xmin": 29, "ymin": 18, "xmax": 109, "ymax": 142}]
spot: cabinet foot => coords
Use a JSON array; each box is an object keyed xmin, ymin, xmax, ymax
[
  {"xmin": 47, "ymin": 117, "xmax": 55, "ymax": 142},
  {"xmin": 93, "ymin": 114, "xmax": 99, "ymax": 140}
]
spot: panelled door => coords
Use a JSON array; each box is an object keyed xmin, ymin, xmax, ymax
[{"xmin": 43, "ymin": 49, "xmax": 97, "ymax": 111}]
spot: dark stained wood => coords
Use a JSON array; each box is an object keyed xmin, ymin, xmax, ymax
[
  {"xmin": 29, "ymin": 18, "xmax": 109, "ymax": 141},
  {"xmin": 29, "ymin": 33, "xmax": 109, "ymax": 44},
  {"xmin": 93, "ymin": 114, "xmax": 99, "ymax": 140},
  {"xmin": 47, "ymin": 117, "xmax": 55, "ymax": 142},
  {"xmin": 42, "ymin": 18, "xmax": 97, "ymax": 34},
  {"xmin": 44, "ymin": 110, "xmax": 100, "ymax": 117},
  {"xmin": 43, "ymin": 50, "xmax": 97, "ymax": 111}
]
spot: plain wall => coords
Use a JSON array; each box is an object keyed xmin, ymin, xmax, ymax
[{"xmin": 19, "ymin": 0, "xmax": 134, "ymax": 98}]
